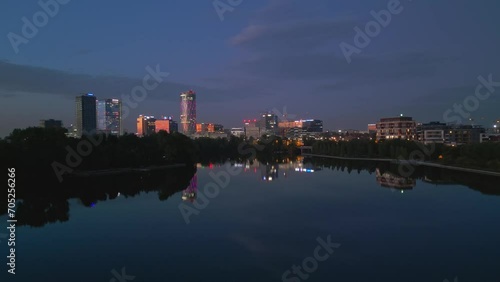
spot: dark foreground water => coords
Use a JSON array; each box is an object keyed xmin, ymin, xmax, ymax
[{"xmin": 2, "ymin": 158, "xmax": 500, "ymax": 282}]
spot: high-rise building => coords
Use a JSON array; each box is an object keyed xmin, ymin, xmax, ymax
[
  {"xmin": 97, "ymin": 99, "xmax": 122, "ymax": 136},
  {"xmin": 40, "ymin": 119, "xmax": 63, "ymax": 129},
  {"xmin": 277, "ymin": 119, "xmax": 323, "ymax": 138},
  {"xmin": 376, "ymin": 116, "xmax": 417, "ymax": 141},
  {"xmin": 244, "ymin": 119, "xmax": 262, "ymax": 139},
  {"xmin": 180, "ymin": 90, "xmax": 196, "ymax": 135},
  {"xmin": 302, "ymin": 119, "xmax": 323, "ymax": 132},
  {"xmin": 155, "ymin": 116, "xmax": 178, "ymax": 133},
  {"xmin": 278, "ymin": 120, "xmax": 304, "ymax": 129},
  {"xmin": 75, "ymin": 93, "xmax": 97, "ymax": 137},
  {"xmin": 136, "ymin": 115, "xmax": 156, "ymax": 137},
  {"xmin": 196, "ymin": 123, "xmax": 223, "ymax": 133},
  {"xmin": 260, "ymin": 113, "xmax": 278, "ymax": 130}
]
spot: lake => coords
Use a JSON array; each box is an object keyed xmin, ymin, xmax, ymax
[{"xmin": 2, "ymin": 157, "xmax": 499, "ymax": 282}]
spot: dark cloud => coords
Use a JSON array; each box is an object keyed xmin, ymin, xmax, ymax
[
  {"xmin": 229, "ymin": 3, "xmax": 459, "ymax": 87},
  {"xmin": 0, "ymin": 60, "xmax": 245, "ymax": 103},
  {"xmin": 231, "ymin": 51, "xmax": 458, "ymax": 83},
  {"xmin": 215, "ymin": 0, "xmax": 474, "ymax": 128},
  {"xmin": 0, "ymin": 93, "xmax": 15, "ymax": 98}
]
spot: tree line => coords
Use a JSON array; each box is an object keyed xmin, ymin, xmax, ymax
[
  {"xmin": 0, "ymin": 127, "xmax": 197, "ymax": 180},
  {"xmin": 311, "ymin": 139, "xmax": 500, "ymax": 172},
  {"xmin": 0, "ymin": 128, "xmax": 300, "ymax": 181}
]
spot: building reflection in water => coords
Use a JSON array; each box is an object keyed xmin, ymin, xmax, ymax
[
  {"xmin": 376, "ymin": 168, "xmax": 416, "ymax": 191},
  {"xmin": 182, "ymin": 174, "xmax": 198, "ymax": 202},
  {"xmin": 232, "ymin": 158, "xmax": 322, "ymax": 181},
  {"xmin": 261, "ymin": 164, "xmax": 278, "ymax": 181}
]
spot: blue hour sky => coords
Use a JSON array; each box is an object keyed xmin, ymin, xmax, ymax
[{"xmin": 1, "ymin": 0, "xmax": 500, "ymax": 136}]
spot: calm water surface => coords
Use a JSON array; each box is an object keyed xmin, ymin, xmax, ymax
[{"xmin": 2, "ymin": 160, "xmax": 500, "ymax": 282}]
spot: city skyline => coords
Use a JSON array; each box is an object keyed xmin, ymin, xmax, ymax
[
  {"xmin": 1, "ymin": 0, "xmax": 500, "ymax": 137},
  {"xmin": 2, "ymin": 2, "xmax": 500, "ymax": 282},
  {"xmin": 4, "ymin": 89, "xmax": 499, "ymax": 138}
]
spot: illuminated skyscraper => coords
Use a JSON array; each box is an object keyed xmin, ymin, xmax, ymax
[
  {"xmin": 97, "ymin": 99, "xmax": 122, "ymax": 136},
  {"xmin": 155, "ymin": 116, "xmax": 178, "ymax": 133},
  {"xmin": 136, "ymin": 115, "xmax": 156, "ymax": 137},
  {"xmin": 180, "ymin": 90, "xmax": 196, "ymax": 135},
  {"xmin": 75, "ymin": 93, "xmax": 97, "ymax": 137},
  {"xmin": 260, "ymin": 113, "xmax": 278, "ymax": 130}
]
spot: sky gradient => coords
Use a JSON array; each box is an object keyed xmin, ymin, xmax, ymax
[{"xmin": 1, "ymin": 0, "xmax": 500, "ymax": 137}]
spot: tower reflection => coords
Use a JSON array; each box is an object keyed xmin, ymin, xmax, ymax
[
  {"xmin": 182, "ymin": 174, "xmax": 198, "ymax": 202},
  {"xmin": 261, "ymin": 164, "xmax": 278, "ymax": 181}
]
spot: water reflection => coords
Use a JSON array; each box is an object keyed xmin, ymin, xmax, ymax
[
  {"xmin": 6, "ymin": 166, "xmax": 196, "ymax": 228},
  {"xmin": 191, "ymin": 158, "xmax": 497, "ymax": 196},
  {"xmin": 376, "ymin": 168, "xmax": 416, "ymax": 190},
  {"xmin": 182, "ymin": 174, "xmax": 198, "ymax": 202},
  {"xmin": 234, "ymin": 157, "xmax": 323, "ymax": 182},
  {"xmin": 6, "ymin": 158, "xmax": 499, "ymax": 228},
  {"xmin": 261, "ymin": 164, "xmax": 278, "ymax": 181},
  {"xmin": 308, "ymin": 157, "xmax": 500, "ymax": 195}
]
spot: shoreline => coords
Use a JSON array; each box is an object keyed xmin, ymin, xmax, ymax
[
  {"xmin": 302, "ymin": 153, "xmax": 500, "ymax": 177},
  {"xmin": 68, "ymin": 163, "xmax": 187, "ymax": 177}
]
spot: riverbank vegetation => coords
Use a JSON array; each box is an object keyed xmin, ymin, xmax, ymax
[
  {"xmin": 311, "ymin": 139, "xmax": 500, "ymax": 172},
  {"xmin": 0, "ymin": 128, "xmax": 300, "ymax": 180},
  {"xmin": 0, "ymin": 127, "xmax": 197, "ymax": 181}
]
